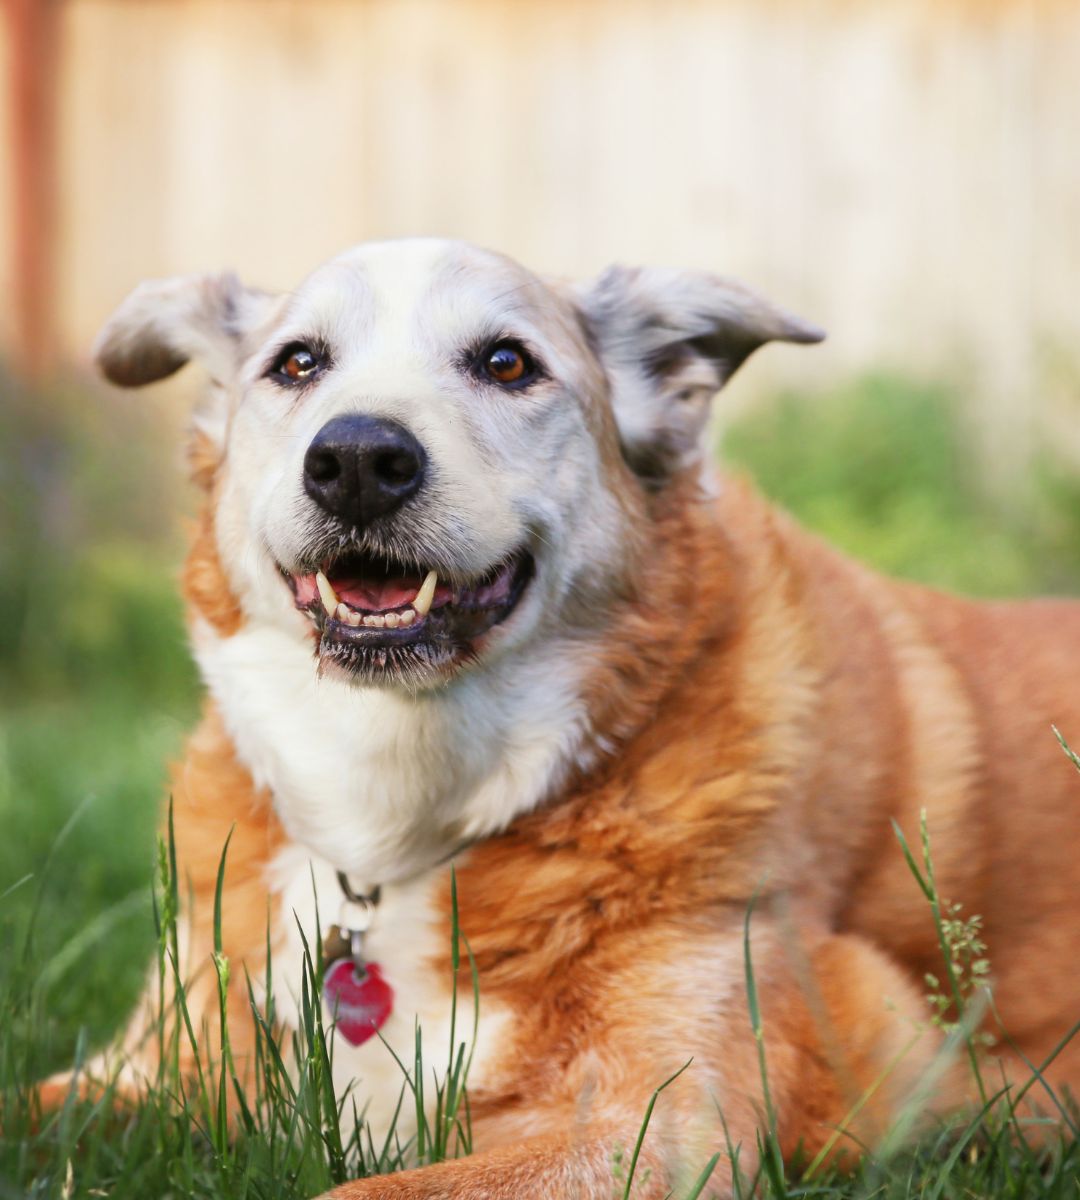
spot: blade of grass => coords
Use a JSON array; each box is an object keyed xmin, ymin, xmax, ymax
[
  {"xmin": 892, "ymin": 814, "xmax": 988, "ymax": 1108},
  {"xmin": 621, "ymin": 1059, "xmax": 692, "ymax": 1200},
  {"xmin": 743, "ymin": 889, "xmax": 787, "ymax": 1199},
  {"xmin": 682, "ymin": 1151, "xmax": 721, "ymax": 1200}
]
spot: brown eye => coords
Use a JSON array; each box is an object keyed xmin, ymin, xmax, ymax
[
  {"xmin": 269, "ymin": 342, "xmax": 326, "ymax": 384},
  {"xmin": 466, "ymin": 338, "xmax": 544, "ymax": 390},
  {"xmin": 283, "ymin": 348, "xmax": 318, "ymax": 379},
  {"xmin": 484, "ymin": 344, "xmax": 527, "ymax": 385}
]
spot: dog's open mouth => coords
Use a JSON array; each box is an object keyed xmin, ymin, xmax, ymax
[{"xmin": 286, "ymin": 547, "xmax": 534, "ymax": 682}]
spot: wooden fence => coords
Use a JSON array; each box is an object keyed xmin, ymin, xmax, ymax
[{"xmin": 3, "ymin": 0, "xmax": 1079, "ymax": 468}]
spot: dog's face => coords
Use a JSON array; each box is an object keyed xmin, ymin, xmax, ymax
[{"xmin": 96, "ymin": 239, "xmax": 821, "ymax": 688}]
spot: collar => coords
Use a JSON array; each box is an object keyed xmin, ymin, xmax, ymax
[{"xmin": 325, "ymin": 837, "xmax": 476, "ymax": 967}]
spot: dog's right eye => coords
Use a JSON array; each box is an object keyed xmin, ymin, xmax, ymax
[{"xmin": 268, "ymin": 343, "xmax": 326, "ymax": 384}]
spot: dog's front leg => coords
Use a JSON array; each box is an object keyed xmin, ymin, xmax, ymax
[
  {"xmin": 313, "ymin": 921, "xmax": 955, "ymax": 1199},
  {"xmin": 317, "ymin": 1127, "xmax": 669, "ymax": 1200},
  {"xmin": 36, "ymin": 708, "xmax": 284, "ymax": 1117}
]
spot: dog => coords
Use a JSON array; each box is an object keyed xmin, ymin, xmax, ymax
[{"xmin": 64, "ymin": 238, "xmax": 1080, "ymax": 1196}]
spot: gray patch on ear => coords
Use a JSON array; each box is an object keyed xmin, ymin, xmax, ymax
[
  {"xmin": 94, "ymin": 271, "xmax": 274, "ymax": 388},
  {"xmin": 578, "ymin": 265, "xmax": 824, "ymax": 482}
]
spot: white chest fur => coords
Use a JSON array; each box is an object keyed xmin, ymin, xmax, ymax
[
  {"xmin": 192, "ymin": 619, "xmax": 593, "ymax": 1141},
  {"xmin": 193, "ymin": 620, "xmax": 593, "ymax": 885}
]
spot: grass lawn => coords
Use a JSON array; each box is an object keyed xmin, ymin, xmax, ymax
[{"xmin": 2, "ymin": 374, "xmax": 1079, "ymax": 1197}]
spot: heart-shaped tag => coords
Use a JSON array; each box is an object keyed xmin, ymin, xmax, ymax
[{"xmin": 323, "ymin": 959, "xmax": 394, "ymax": 1046}]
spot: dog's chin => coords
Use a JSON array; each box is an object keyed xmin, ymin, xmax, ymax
[{"xmin": 282, "ymin": 546, "xmax": 535, "ymax": 689}]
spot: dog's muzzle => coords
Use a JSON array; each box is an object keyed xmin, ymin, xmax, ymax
[{"xmin": 284, "ymin": 415, "xmax": 537, "ymax": 684}]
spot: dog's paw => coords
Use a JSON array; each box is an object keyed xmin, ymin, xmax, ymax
[{"xmin": 32, "ymin": 1065, "xmax": 144, "ymax": 1120}]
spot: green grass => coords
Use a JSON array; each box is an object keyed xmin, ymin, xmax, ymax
[{"xmin": 2, "ymin": 372, "xmax": 1080, "ymax": 1196}]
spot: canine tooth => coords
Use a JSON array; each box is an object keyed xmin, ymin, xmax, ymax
[
  {"xmin": 413, "ymin": 570, "xmax": 438, "ymax": 617},
  {"xmin": 399, "ymin": 608, "xmax": 416, "ymax": 626},
  {"xmin": 384, "ymin": 611, "xmax": 400, "ymax": 629},
  {"xmin": 315, "ymin": 571, "xmax": 340, "ymax": 617},
  {"xmin": 363, "ymin": 614, "xmax": 386, "ymax": 628},
  {"xmin": 335, "ymin": 602, "xmax": 350, "ymax": 623}
]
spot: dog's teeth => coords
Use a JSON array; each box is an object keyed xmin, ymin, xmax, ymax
[
  {"xmin": 399, "ymin": 608, "xmax": 416, "ymax": 627},
  {"xmin": 363, "ymin": 614, "xmax": 386, "ymax": 628},
  {"xmin": 413, "ymin": 570, "xmax": 438, "ymax": 617},
  {"xmin": 346, "ymin": 609, "xmax": 362, "ymax": 627},
  {"xmin": 335, "ymin": 602, "xmax": 351, "ymax": 623},
  {"xmin": 384, "ymin": 611, "xmax": 400, "ymax": 629},
  {"xmin": 315, "ymin": 571, "xmax": 340, "ymax": 618}
]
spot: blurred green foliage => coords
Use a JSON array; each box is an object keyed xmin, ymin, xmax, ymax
[
  {"xmin": 723, "ymin": 373, "xmax": 1080, "ymax": 598},
  {"xmin": 0, "ymin": 378, "xmax": 198, "ymax": 1062},
  {"xmin": 0, "ymin": 377, "xmax": 197, "ymax": 705},
  {"xmin": 2, "ymin": 370, "xmax": 1080, "ymax": 1067}
]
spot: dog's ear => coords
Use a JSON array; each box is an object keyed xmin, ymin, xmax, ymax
[
  {"xmin": 577, "ymin": 266, "xmax": 824, "ymax": 483},
  {"xmin": 94, "ymin": 272, "xmax": 276, "ymax": 389}
]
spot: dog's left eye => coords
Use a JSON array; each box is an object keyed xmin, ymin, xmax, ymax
[
  {"xmin": 268, "ymin": 343, "xmax": 326, "ymax": 384},
  {"xmin": 476, "ymin": 341, "xmax": 541, "ymax": 390}
]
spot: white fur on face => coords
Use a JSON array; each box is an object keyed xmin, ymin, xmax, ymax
[{"xmin": 210, "ymin": 238, "xmax": 640, "ymax": 664}]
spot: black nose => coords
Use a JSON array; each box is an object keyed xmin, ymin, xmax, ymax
[{"xmin": 303, "ymin": 414, "xmax": 427, "ymax": 527}]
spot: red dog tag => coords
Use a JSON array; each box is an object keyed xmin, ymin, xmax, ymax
[{"xmin": 323, "ymin": 959, "xmax": 394, "ymax": 1046}]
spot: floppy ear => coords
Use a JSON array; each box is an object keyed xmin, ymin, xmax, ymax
[
  {"xmin": 94, "ymin": 271, "xmax": 276, "ymax": 389},
  {"xmin": 577, "ymin": 266, "xmax": 824, "ymax": 483}
]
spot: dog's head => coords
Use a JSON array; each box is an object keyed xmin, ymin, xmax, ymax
[{"xmin": 96, "ymin": 239, "xmax": 822, "ymax": 688}]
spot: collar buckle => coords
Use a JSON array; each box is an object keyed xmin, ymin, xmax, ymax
[{"xmin": 325, "ymin": 872, "xmax": 381, "ymax": 968}]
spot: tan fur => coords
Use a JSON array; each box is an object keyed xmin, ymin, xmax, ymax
[
  {"xmin": 182, "ymin": 507, "xmax": 244, "ymax": 639},
  {"xmin": 58, "ymin": 243, "xmax": 1080, "ymax": 1195}
]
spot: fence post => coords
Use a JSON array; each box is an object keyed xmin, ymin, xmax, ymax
[{"xmin": 5, "ymin": 0, "xmax": 61, "ymax": 383}]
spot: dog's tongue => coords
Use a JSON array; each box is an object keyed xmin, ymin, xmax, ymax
[
  {"xmin": 292, "ymin": 565, "xmax": 455, "ymax": 613},
  {"xmin": 331, "ymin": 570, "xmax": 423, "ymax": 612},
  {"xmin": 292, "ymin": 571, "xmax": 418, "ymax": 611}
]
